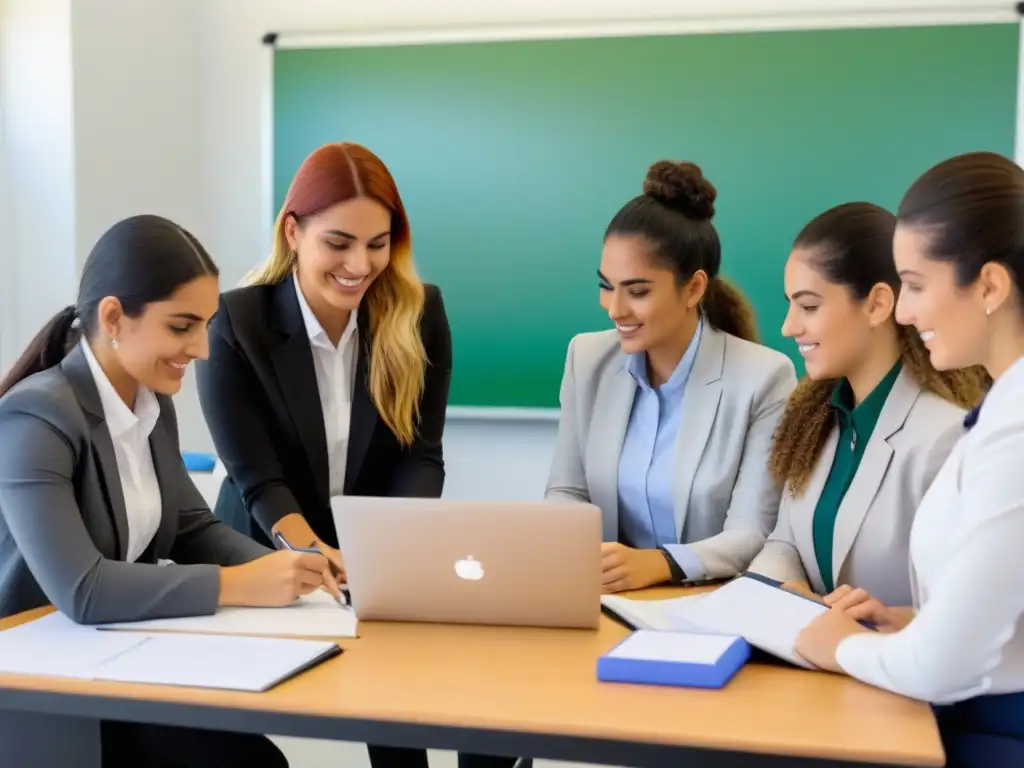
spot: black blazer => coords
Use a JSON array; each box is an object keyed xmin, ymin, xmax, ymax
[{"xmin": 195, "ymin": 275, "xmax": 452, "ymax": 548}]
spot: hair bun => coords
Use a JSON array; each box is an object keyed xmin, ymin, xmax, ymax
[{"xmin": 643, "ymin": 160, "xmax": 717, "ymax": 220}]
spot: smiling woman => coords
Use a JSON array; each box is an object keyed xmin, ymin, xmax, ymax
[
  {"xmin": 195, "ymin": 143, "xmax": 518, "ymax": 768},
  {"xmin": 748, "ymin": 202, "xmax": 988, "ymax": 608},
  {"xmin": 546, "ymin": 159, "xmax": 797, "ymax": 591}
]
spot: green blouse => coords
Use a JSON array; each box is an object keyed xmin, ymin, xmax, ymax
[{"xmin": 812, "ymin": 362, "xmax": 902, "ymax": 593}]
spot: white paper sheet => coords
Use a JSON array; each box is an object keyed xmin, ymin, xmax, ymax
[
  {"xmin": 0, "ymin": 612, "xmax": 146, "ymax": 678},
  {"xmin": 606, "ymin": 630, "xmax": 739, "ymax": 664},
  {"xmin": 94, "ymin": 632, "xmax": 339, "ymax": 691},
  {"xmin": 601, "ymin": 594, "xmax": 706, "ymax": 631},
  {"xmin": 99, "ymin": 590, "xmax": 358, "ymax": 638},
  {"xmin": 670, "ymin": 576, "xmax": 826, "ymax": 668}
]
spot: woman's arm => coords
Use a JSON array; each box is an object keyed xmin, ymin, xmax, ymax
[
  {"xmin": 835, "ymin": 421, "xmax": 1024, "ymax": 703},
  {"xmin": 544, "ymin": 336, "xmax": 591, "ymax": 503},
  {"xmin": 388, "ymin": 285, "xmax": 451, "ymax": 499},
  {"xmin": 747, "ymin": 491, "xmax": 811, "ymax": 586},
  {"xmin": 0, "ymin": 404, "xmax": 222, "ymax": 625},
  {"xmin": 675, "ymin": 356, "xmax": 798, "ymax": 579},
  {"xmin": 195, "ymin": 300, "xmax": 301, "ymax": 538}
]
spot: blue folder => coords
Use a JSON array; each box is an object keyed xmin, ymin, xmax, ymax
[
  {"xmin": 597, "ymin": 630, "xmax": 750, "ymax": 689},
  {"xmin": 181, "ymin": 451, "xmax": 217, "ymax": 472}
]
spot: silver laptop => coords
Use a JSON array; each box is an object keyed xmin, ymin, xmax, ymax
[{"xmin": 331, "ymin": 496, "xmax": 602, "ymax": 630}]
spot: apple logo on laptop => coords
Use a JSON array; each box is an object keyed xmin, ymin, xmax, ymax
[{"xmin": 454, "ymin": 556, "xmax": 484, "ymax": 581}]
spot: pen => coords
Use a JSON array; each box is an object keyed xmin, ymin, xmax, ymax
[{"xmin": 273, "ymin": 531, "xmax": 350, "ymax": 606}]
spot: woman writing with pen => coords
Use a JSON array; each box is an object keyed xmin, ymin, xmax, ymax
[{"xmin": 0, "ymin": 215, "xmax": 323, "ymax": 766}]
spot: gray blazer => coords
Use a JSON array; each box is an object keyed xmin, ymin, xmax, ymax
[
  {"xmin": 748, "ymin": 368, "xmax": 964, "ymax": 607},
  {"xmin": 0, "ymin": 344, "xmax": 269, "ymax": 624},
  {"xmin": 545, "ymin": 323, "xmax": 797, "ymax": 578}
]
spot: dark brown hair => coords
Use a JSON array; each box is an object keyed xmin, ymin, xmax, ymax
[
  {"xmin": 606, "ymin": 160, "xmax": 758, "ymax": 342},
  {"xmin": 898, "ymin": 150, "xmax": 1024, "ymax": 295},
  {"xmin": 769, "ymin": 202, "xmax": 989, "ymax": 495},
  {"xmin": 0, "ymin": 215, "xmax": 217, "ymax": 400}
]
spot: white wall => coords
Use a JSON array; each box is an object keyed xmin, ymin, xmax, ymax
[
  {"xmin": 0, "ymin": 0, "xmax": 1018, "ymax": 503},
  {"xmin": 0, "ymin": 0, "xmax": 77, "ymax": 367}
]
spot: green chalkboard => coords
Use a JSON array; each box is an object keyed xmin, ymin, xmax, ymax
[{"xmin": 273, "ymin": 24, "xmax": 1018, "ymax": 409}]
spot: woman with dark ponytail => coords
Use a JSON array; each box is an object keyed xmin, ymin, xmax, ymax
[
  {"xmin": 546, "ymin": 160, "xmax": 797, "ymax": 591},
  {"xmin": 0, "ymin": 215, "xmax": 335, "ymax": 767},
  {"xmin": 748, "ymin": 202, "xmax": 987, "ymax": 607}
]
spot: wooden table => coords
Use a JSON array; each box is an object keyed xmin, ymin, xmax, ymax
[{"xmin": 0, "ymin": 588, "xmax": 944, "ymax": 768}]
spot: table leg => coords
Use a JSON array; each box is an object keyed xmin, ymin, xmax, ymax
[{"xmin": 0, "ymin": 710, "xmax": 101, "ymax": 767}]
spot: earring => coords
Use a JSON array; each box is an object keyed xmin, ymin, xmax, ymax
[
  {"xmin": 111, "ymin": 338, "xmax": 120, "ymax": 350},
  {"xmin": 986, "ymin": 306, "xmax": 993, "ymax": 317}
]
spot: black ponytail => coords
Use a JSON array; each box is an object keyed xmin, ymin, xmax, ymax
[
  {"xmin": 0, "ymin": 214, "xmax": 218, "ymax": 400},
  {"xmin": 0, "ymin": 306, "xmax": 80, "ymax": 399}
]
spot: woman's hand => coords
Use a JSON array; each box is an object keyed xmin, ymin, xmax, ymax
[
  {"xmin": 824, "ymin": 585, "xmax": 913, "ymax": 633},
  {"xmin": 781, "ymin": 580, "xmax": 824, "ymax": 603},
  {"xmin": 219, "ymin": 550, "xmax": 328, "ymax": 607},
  {"xmin": 312, "ymin": 540, "xmax": 346, "ymax": 600},
  {"xmin": 794, "ymin": 607, "xmax": 870, "ymax": 672},
  {"xmin": 601, "ymin": 543, "xmax": 671, "ymax": 593}
]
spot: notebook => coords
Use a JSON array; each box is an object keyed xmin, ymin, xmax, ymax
[
  {"xmin": 597, "ymin": 630, "xmax": 749, "ymax": 688},
  {"xmin": 602, "ymin": 573, "xmax": 830, "ymax": 668},
  {"xmin": 99, "ymin": 589, "xmax": 358, "ymax": 638},
  {"xmin": 0, "ymin": 612, "xmax": 341, "ymax": 691}
]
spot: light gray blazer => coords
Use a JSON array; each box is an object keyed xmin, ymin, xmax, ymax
[
  {"xmin": 748, "ymin": 368, "xmax": 965, "ymax": 607},
  {"xmin": 545, "ymin": 323, "xmax": 797, "ymax": 578},
  {"xmin": 0, "ymin": 344, "xmax": 269, "ymax": 624}
]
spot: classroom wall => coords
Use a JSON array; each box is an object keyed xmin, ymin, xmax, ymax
[{"xmin": 0, "ymin": 0, "xmax": 1018, "ymax": 503}]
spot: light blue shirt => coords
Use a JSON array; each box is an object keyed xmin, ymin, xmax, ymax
[{"xmin": 617, "ymin": 319, "xmax": 706, "ymax": 579}]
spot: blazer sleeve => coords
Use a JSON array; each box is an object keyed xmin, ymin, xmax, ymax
[
  {"xmin": 388, "ymin": 285, "xmax": 451, "ymax": 499},
  {"xmin": 684, "ymin": 355, "xmax": 798, "ymax": 578},
  {"xmin": 160, "ymin": 398, "xmax": 271, "ymax": 566},
  {"xmin": 544, "ymin": 336, "xmax": 591, "ymax": 502},
  {"xmin": 0, "ymin": 395, "xmax": 223, "ymax": 625},
  {"xmin": 835, "ymin": 418, "xmax": 1024, "ymax": 703},
  {"xmin": 196, "ymin": 299, "xmax": 299, "ymax": 535},
  {"xmin": 747, "ymin": 491, "xmax": 810, "ymax": 585}
]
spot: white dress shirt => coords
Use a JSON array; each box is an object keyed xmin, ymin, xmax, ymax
[
  {"xmin": 80, "ymin": 339, "xmax": 162, "ymax": 563},
  {"xmin": 294, "ymin": 276, "xmax": 358, "ymax": 497},
  {"xmin": 835, "ymin": 353, "xmax": 1024, "ymax": 704}
]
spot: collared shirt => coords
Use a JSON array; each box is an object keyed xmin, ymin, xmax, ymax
[
  {"xmin": 835, "ymin": 353, "xmax": 1024, "ymax": 704},
  {"xmin": 293, "ymin": 276, "xmax": 359, "ymax": 497},
  {"xmin": 617, "ymin": 319, "xmax": 704, "ymax": 577},
  {"xmin": 80, "ymin": 338, "xmax": 162, "ymax": 563},
  {"xmin": 812, "ymin": 362, "xmax": 902, "ymax": 593}
]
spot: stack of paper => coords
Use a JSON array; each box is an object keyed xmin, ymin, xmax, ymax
[
  {"xmin": 602, "ymin": 574, "xmax": 829, "ymax": 668},
  {"xmin": 0, "ymin": 612, "xmax": 341, "ymax": 691},
  {"xmin": 99, "ymin": 590, "xmax": 358, "ymax": 638}
]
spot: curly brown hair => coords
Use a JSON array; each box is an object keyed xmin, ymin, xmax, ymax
[
  {"xmin": 769, "ymin": 326, "xmax": 989, "ymax": 496},
  {"xmin": 768, "ymin": 201, "xmax": 990, "ymax": 496}
]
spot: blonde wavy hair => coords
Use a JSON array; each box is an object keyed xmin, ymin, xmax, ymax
[{"xmin": 246, "ymin": 142, "xmax": 427, "ymax": 445}]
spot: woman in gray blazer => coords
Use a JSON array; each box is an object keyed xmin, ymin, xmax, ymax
[
  {"xmin": 546, "ymin": 160, "xmax": 797, "ymax": 592},
  {"xmin": 748, "ymin": 202, "xmax": 988, "ymax": 606},
  {"xmin": 0, "ymin": 216, "xmax": 332, "ymax": 767}
]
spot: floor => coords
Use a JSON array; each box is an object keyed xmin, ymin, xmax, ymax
[{"xmin": 272, "ymin": 738, "xmax": 598, "ymax": 768}]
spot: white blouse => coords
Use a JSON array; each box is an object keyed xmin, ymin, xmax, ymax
[
  {"xmin": 835, "ymin": 354, "xmax": 1024, "ymax": 703},
  {"xmin": 81, "ymin": 339, "xmax": 162, "ymax": 562},
  {"xmin": 293, "ymin": 277, "xmax": 358, "ymax": 497}
]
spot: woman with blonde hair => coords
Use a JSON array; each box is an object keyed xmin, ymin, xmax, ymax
[{"xmin": 197, "ymin": 142, "xmax": 516, "ymax": 768}]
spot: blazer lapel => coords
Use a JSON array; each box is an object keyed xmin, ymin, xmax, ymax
[
  {"xmin": 146, "ymin": 413, "xmax": 180, "ymax": 560},
  {"xmin": 587, "ymin": 358, "xmax": 636, "ymax": 540},
  {"xmin": 831, "ymin": 370, "xmax": 917, "ymax": 580},
  {"xmin": 60, "ymin": 346, "xmax": 130, "ymax": 560},
  {"xmin": 792, "ymin": 426, "xmax": 838, "ymax": 592},
  {"xmin": 345, "ymin": 312, "xmax": 378, "ymax": 494},
  {"xmin": 270, "ymin": 276, "xmax": 330, "ymax": 506},
  {"xmin": 672, "ymin": 325, "xmax": 723, "ymax": 539}
]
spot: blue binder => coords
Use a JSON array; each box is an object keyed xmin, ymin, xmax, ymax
[
  {"xmin": 181, "ymin": 451, "xmax": 217, "ymax": 472},
  {"xmin": 597, "ymin": 630, "xmax": 750, "ymax": 689}
]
